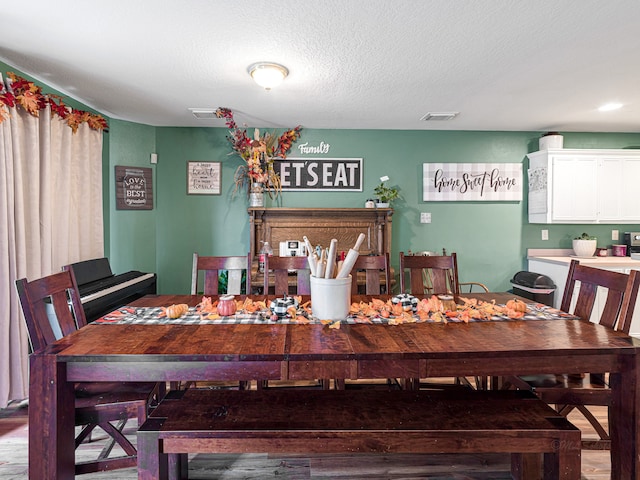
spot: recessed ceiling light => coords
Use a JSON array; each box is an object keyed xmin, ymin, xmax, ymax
[
  {"xmin": 598, "ymin": 103, "xmax": 623, "ymax": 112},
  {"xmin": 420, "ymin": 112, "xmax": 459, "ymax": 121},
  {"xmin": 188, "ymin": 108, "xmax": 217, "ymax": 119}
]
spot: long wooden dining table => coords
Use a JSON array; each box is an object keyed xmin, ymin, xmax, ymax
[{"xmin": 28, "ymin": 292, "xmax": 640, "ymax": 479}]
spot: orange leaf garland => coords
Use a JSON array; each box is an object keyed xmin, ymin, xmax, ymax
[{"xmin": 0, "ymin": 72, "xmax": 108, "ymax": 132}]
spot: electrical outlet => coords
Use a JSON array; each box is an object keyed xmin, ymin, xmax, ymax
[
  {"xmin": 612, "ymin": 230, "xmax": 619, "ymax": 241},
  {"xmin": 420, "ymin": 212, "xmax": 431, "ymax": 224},
  {"xmin": 541, "ymin": 229, "xmax": 549, "ymax": 240}
]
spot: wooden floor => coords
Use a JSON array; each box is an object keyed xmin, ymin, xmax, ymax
[{"xmin": 0, "ymin": 385, "xmax": 613, "ymax": 480}]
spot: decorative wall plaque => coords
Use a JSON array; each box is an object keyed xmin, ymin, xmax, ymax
[
  {"xmin": 272, "ymin": 157, "xmax": 362, "ymax": 191},
  {"xmin": 187, "ymin": 161, "xmax": 221, "ymax": 195},
  {"xmin": 423, "ymin": 163, "xmax": 522, "ymax": 201},
  {"xmin": 115, "ymin": 165, "xmax": 153, "ymax": 210}
]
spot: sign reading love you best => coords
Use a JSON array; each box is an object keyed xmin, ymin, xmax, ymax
[{"xmin": 423, "ymin": 163, "xmax": 523, "ymax": 201}]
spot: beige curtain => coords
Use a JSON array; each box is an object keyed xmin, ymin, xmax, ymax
[{"xmin": 0, "ymin": 75, "xmax": 104, "ymax": 408}]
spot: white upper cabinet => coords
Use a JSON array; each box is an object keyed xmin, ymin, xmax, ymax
[{"xmin": 527, "ymin": 149, "xmax": 640, "ymax": 224}]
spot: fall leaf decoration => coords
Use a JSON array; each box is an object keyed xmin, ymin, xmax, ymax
[
  {"xmin": 0, "ymin": 72, "xmax": 108, "ymax": 132},
  {"xmin": 172, "ymin": 295, "xmax": 532, "ymax": 325},
  {"xmin": 215, "ymin": 107, "xmax": 302, "ymax": 198}
]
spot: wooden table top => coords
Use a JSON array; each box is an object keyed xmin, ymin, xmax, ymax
[{"xmin": 47, "ymin": 293, "xmax": 639, "ymax": 366}]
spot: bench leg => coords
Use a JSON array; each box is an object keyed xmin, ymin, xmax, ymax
[
  {"xmin": 544, "ymin": 437, "xmax": 581, "ymax": 480},
  {"xmin": 511, "ymin": 453, "xmax": 542, "ymax": 479},
  {"xmin": 168, "ymin": 453, "xmax": 188, "ymax": 480},
  {"xmin": 137, "ymin": 418, "xmax": 168, "ymax": 480}
]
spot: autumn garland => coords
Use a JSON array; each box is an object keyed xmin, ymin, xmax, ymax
[
  {"xmin": 0, "ymin": 72, "xmax": 108, "ymax": 133},
  {"xmin": 215, "ymin": 107, "xmax": 301, "ymax": 198}
]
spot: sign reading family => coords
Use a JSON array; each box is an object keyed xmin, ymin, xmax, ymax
[
  {"xmin": 273, "ymin": 157, "xmax": 362, "ymax": 191},
  {"xmin": 423, "ymin": 163, "xmax": 523, "ymax": 201}
]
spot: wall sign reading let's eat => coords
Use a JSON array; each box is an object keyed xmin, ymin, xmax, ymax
[
  {"xmin": 423, "ymin": 163, "xmax": 522, "ymax": 201},
  {"xmin": 273, "ymin": 157, "xmax": 362, "ymax": 191}
]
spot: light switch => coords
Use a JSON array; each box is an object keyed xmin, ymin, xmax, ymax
[
  {"xmin": 541, "ymin": 229, "xmax": 549, "ymax": 240},
  {"xmin": 612, "ymin": 230, "xmax": 619, "ymax": 241},
  {"xmin": 420, "ymin": 212, "xmax": 431, "ymax": 224}
]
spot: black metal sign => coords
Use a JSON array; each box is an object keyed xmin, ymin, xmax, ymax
[{"xmin": 273, "ymin": 157, "xmax": 362, "ymax": 191}]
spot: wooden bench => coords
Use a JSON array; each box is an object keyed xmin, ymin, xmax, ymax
[{"xmin": 137, "ymin": 389, "xmax": 580, "ymax": 480}]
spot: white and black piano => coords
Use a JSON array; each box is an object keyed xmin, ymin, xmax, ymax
[{"xmin": 66, "ymin": 257, "xmax": 157, "ymax": 322}]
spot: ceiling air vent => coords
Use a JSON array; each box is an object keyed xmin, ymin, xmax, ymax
[
  {"xmin": 420, "ymin": 112, "xmax": 459, "ymax": 121},
  {"xmin": 188, "ymin": 108, "xmax": 218, "ymax": 119}
]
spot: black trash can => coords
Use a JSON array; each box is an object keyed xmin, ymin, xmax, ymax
[{"xmin": 510, "ymin": 271, "xmax": 556, "ymax": 307}]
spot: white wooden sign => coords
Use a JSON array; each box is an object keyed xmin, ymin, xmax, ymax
[{"xmin": 423, "ymin": 163, "xmax": 523, "ymax": 201}]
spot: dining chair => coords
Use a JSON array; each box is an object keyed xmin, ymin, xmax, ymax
[
  {"xmin": 505, "ymin": 260, "xmax": 640, "ymax": 450},
  {"xmin": 398, "ymin": 251, "xmax": 483, "ymax": 390},
  {"xmin": 263, "ymin": 255, "xmax": 311, "ymax": 296},
  {"xmin": 190, "ymin": 253, "xmax": 253, "ymax": 390},
  {"xmin": 261, "ymin": 255, "xmax": 316, "ymax": 388},
  {"xmin": 15, "ymin": 268, "xmax": 163, "ymax": 475},
  {"xmin": 335, "ymin": 253, "xmax": 395, "ymax": 390},
  {"xmin": 399, "ymin": 251, "xmax": 460, "ymax": 295},
  {"xmin": 191, "ymin": 253, "xmax": 252, "ymax": 295},
  {"xmin": 351, "ymin": 253, "xmax": 391, "ymax": 295}
]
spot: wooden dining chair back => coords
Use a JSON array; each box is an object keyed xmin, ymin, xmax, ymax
[
  {"xmin": 191, "ymin": 253, "xmax": 251, "ymax": 295},
  {"xmin": 264, "ymin": 255, "xmax": 311, "ymax": 295},
  {"xmin": 351, "ymin": 253, "xmax": 391, "ymax": 295},
  {"xmin": 399, "ymin": 251, "xmax": 460, "ymax": 295},
  {"xmin": 510, "ymin": 260, "xmax": 640, "ymax": 450},
  {"xmin": 15, "ymin": 268, "xmax": 162, "ymax": 475},
  {"xmin": 561, "ymin": 259, "xmax": 638, "ymax": 332}
]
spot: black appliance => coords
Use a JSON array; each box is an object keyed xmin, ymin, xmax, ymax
[{"xmin": 623, "ymin": 232, "xmax": 640, "ymax": 257}]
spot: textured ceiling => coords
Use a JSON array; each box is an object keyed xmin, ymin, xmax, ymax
[{"xmin": 1, "ymin": 0, "xmax": 638, "ymax": 132}]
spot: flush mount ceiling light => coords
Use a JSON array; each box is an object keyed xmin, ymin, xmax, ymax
[
  {"xmin": 248, "ymin": 62, "xmax": 289, "ymax": 90},
  {"xmin": 188, "ymin": 108, "xmax": 217, "ymax": 119},
  {"xmin": 420, "ymin": 112, "xmax": 459, "ymax": 121},
  {"xmin": 598, "ymin": 102, "xmax": 623, "ymax": 112}
]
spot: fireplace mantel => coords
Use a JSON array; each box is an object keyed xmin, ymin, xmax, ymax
[{"xmin": 248, "ymin": 207, "xmax": 393, "ymax": 262}]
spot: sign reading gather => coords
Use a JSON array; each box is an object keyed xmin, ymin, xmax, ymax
[
  {"xmin": 273, "ymin": 158, "xmax": 362, "ymax": 191},
  {"xmin": 423, "ymin": 163, "xmax": 523, "ymax": 201}
]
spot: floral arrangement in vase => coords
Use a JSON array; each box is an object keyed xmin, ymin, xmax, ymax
[{"xmin": 215, "ymin": 107, "xmax": 302, "ymax": 199}]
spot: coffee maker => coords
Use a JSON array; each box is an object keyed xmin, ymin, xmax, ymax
[{"xmin": 623, "ymin": 232, "xmax": 640, "ymax": 257}]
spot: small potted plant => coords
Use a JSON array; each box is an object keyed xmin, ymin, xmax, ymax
[
  {"xmin": 572, "ymin": 232, "xmax": 597, "ymax": 258},
  {"xmin": 373, "ymin": 176, "xmax": 400, "ymax": 208}
]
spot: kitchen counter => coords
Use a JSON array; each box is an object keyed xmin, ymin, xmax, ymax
[{"xmin": 528, "ymin": 255, "xmax": 640, "ymax": 269}]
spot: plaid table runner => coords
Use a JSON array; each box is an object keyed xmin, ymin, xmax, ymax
[{"xmin": 96, "ymin": 302, "xmax": 576, "ymax": 326}]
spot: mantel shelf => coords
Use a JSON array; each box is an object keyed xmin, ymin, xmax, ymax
[{"xmin": 248, "ymin": 207, "xmax": 394, "ymax": 289}]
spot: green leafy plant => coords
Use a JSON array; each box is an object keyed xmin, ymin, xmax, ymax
[
  {"xmin": 574, "ymin": 232, "xmax": 596, "ymax": 240},
  {"xmin": 374, "ymin": 179, "xmax": 400, "ymax": 204}
]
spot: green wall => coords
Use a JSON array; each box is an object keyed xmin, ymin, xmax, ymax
[
  {"xmin": 147, "ymin": 127, "xmax": 640, "ymax": 294},
  {"xmin": 4, "ymin": 60, "xmax": 639, "ymax": 294},
  {"xmin": 106, "ymin": 120, "xmax": 158, "ymax": 275}
]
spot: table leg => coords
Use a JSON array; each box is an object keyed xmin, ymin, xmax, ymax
[
  {"xmin": 609, "ymin": 352, "xmax": 640, "ymax": 480},
  {"xmin": 29, "ymin": 353, "xmax": 75, "ymax": 480}
]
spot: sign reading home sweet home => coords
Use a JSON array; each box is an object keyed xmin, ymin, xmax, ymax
[
  {"xmin": 273, "ymin": 157, "xmax": 362, "ymax": 191},
  {"xmin": 423, "ymin": 163, "xmax": 522, "ymax": 201},
  {"xmin": 115, "ymin": 165, "xmax": 153, "ymax": 210}
]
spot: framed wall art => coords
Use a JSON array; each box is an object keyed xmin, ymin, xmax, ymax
[
  {"xmin": 272, "ymin": 157, "xmax": 363, "ymax": 191},
  {"xmin": 187, "ymin": 161, "xmax": 221, "ymax": 195},
  {"xmin": 423, "ymin": 163, "xmax": 523, "ymax": 201},
  {"xmin": 115, "ymin": 165, "xmax": 153, "ymax": 210}
]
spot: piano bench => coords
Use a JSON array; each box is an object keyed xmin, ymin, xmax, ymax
[{"xmin": 137, "ymin": 388, "xmax": 580, "ymax": 480}]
